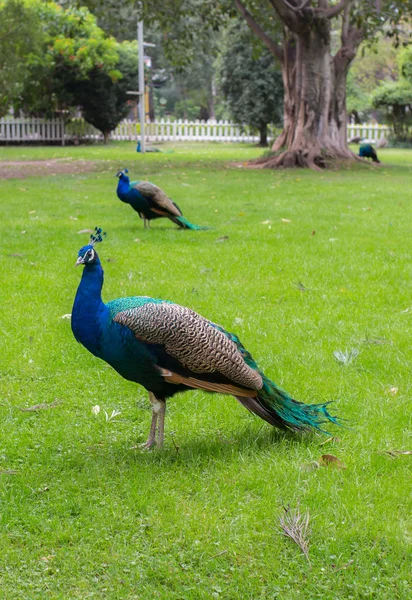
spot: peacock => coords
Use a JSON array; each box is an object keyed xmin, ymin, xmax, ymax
[
  {"xmin": 116, "ymin": 169, "xmax": 207, "ymax": 230},
  {"xmin": 359, "ymin": 144, "xmax": 380, "ymax": 163},
  {"xmin": 71, "ymin": 228, "xmax": 340, "ymax": 449}
]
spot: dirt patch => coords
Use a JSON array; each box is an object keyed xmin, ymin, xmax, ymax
[{"xmin": 0, "ymin": 158, "xmax": 101, "ymax": 179}]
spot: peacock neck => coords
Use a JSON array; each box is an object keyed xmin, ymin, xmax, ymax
[
  {"xmin": 72, "ymin": 262, "xmax": 108, "ymax": 354},
  {"xmin": 117, "ymin": 177, "xmax": 130, "ymax": 200}
]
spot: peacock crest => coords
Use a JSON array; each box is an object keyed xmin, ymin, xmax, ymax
[{"xmin": 89, "ymin": 227, "xmax": 107, "ymax": 246}]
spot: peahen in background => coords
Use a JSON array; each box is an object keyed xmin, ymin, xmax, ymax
[
  {"xmin": 359, "ymin": 144, "xmax": 380, "ymax": 163},
  {"xmin": 71, "ymin": 229, "xmax": 340, "ymax": 449},
  {"xmin": 116, "ymin": 169, "xmax": 207, "ymax": 230}
]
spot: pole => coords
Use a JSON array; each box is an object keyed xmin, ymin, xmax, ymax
[{"xmin": 138, "ymin": 20, "xmax": 145, "ymax": 153}]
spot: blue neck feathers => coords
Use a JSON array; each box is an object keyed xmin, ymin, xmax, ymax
[
  {"xmin": 117, "ymin": 175, "xmax": 131, "ymax": 200},
  {"xmin": 71, "ymin": 261, "xmax": 109, "ymax": 356}
]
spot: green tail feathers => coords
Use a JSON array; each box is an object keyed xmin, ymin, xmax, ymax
[
  {"xmin": 237, "ymin": 376, "xmax": 340, "ymax": 434},
  {"xmin": 174, "ymin": 216, "xmax": 209, "ymax": 230},
  {"xmin": 258, "ymin": 377, "xmax": 340, "ymax": 433}
]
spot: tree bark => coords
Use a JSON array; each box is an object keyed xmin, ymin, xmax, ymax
[{"xmin": 103, "ymin": 132, "xmax": 109, "ymax": 144}]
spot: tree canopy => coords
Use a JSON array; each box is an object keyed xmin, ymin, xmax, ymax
[
  {"xmin": 69, "ymin": 41, "xmax": 138, "ymax": 142},
  {"xmin": 17, "ymin": 1, "xmax": 120, "ymax": 117}
]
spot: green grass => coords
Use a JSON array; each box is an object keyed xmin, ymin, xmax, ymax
[{"xmin": 0, "ymin": 142, "xmax": 411, "ymax": 599}]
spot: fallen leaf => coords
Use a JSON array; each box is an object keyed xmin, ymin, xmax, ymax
[
  {"xmin": 281, "ymin": 218, "xmax": 292, "ymax": 223},
  {"xmin": 319, "ymin": 436, "xmax": 341, "ymax": 447},
  {"xmin": 18, "ymin": 187, "xmax": 27, "ymax": 192},
  {"xmin": 77, "ymin": 228, "xmax": 94, "ymax": 234},
  {"xmin": 311, "ymin": 230, "xmax": 316, "ymax": 236},
  {"xmin": 134, "ymin": 238, "xmax": 141, "ymax": 243},
  {"xmin": 70, "ymin": 216, "xmax": 78, "ymax": 221},
  {"xmin": 388, "ymin": 387, "xmax": 398, "ymax": 395},
  {"xmin": 0, "ymin": 469, "xmax": 19, "ymax": 475},
  {"xmin": 21, "ymin": 231, "xmax": 26, "ymax": 234},
  {"xmin": 261, "ymin": 220, "xmax": 272, "ymax": 225},
  {"xmin": 59, "ymin": 314, "xmax": 71, "ymax": 319},
  {"xmin": 319, "ymin": 454, "xmax": 346, "ymax": 469},
  {"xmin": 9, "ymin": 253, "xmax": 24, "ymax": 258},
  {"xmin": 28, "ymin": 210, "xmax": 36, "ymax": 214},
  {"xmin": 215, "ymin": 236, "xmax": 228, "ymax": 243}
]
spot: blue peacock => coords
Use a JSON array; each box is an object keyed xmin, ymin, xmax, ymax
[
  {"xmin": 116, "ymin": 169, "xmax": 207, "ymax": 230},
  {"xmin": 359, "ymin": 144, "xmax": 380, "ymax": 163},
  {"xmin": 71, "ymin": 229, "xmax": 339, "ymax": 449}
]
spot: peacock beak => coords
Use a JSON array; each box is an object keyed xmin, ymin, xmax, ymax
[{"xmin": 75, "ymin": 256, "xmax": 85, "ymax": 266}]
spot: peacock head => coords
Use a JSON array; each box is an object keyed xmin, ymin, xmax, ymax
[
  {"xmin": 115, "ymin": 168, "xmax": 129, "ymax": 180},
  {"xmin": 75, "ymin": 227, "xmax": 106, "ymax": 267}
]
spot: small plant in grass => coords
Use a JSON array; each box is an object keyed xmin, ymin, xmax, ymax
[{"xmin": 333, "ymin": 348, "xmax": 360, "ymax": 365}]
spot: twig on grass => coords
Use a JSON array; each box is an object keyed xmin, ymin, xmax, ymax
[{"xmin": 18, "ymin": 399, "xmax": 62, "ymax": 412}]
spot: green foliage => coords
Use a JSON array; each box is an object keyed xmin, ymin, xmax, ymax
[
  {"xmin": 18, "ymin": 1, "xmax": 119, "ymax": 116},
  {"xmin": 217, "ymin": 22, "xmax": 283, "ymax": 145},
  {"xmin": 0, "ymin": 0, "xmax": 43, "ymax": 117},
  {"xmin": 346, "ymin": 70, "xmax": 372, "ymax": 122},
  {"xmin": 372, "ymin": 80, "xmax": 412, "ymax": 142},
  {"xmin": 399, "ymin": 44, "xmax": 412, "ymax": 82},
  {"xmin": 69, "ymin": 41, "xmax": 138, "ymax": 141},
  {"xmin": 1, "ymin": 142, "xmax": 412, "ymax": 597}
]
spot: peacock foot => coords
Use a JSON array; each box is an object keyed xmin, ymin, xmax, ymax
[{"xmin": 139, "ymin": 438, "xmax": 157, "ymax": 450}]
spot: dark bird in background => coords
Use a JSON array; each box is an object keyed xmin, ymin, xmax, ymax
[
  {"xmin": 71, "ymin": 229, "xmax": 339, "ymax": 449},
  {"xmin": 116, "ymin": 169, "xmax": 207, "ymax": 230},
  {"xmin": 359, "ymin": 144, "xmax": 380, "ymax": 163}
]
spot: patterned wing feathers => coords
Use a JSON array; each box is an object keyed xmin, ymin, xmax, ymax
[
  {"xmin": 113, "ymin": 303, "xmax": 263, "ymax": 391},
  {"xmin": 135, "ymin": 181, "xmax": 182, "ymax": 217}
]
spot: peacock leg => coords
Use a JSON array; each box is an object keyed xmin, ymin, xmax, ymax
[
  {"xmin": 140, "ymin": 392, "xmax": 165, "ymax": 449},
  {"xmin": 157, "ymin": 401, "xmax": 166, "ymax": 449},
  {"xmin": 143, "ymin": 218, "xmax": 147, "ymax": 229}
]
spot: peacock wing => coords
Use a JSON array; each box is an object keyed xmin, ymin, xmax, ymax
[
  {"xmin": 113, "ymin": 302, "xmax": 263, "ymax": 395},
  {"xmin": 134, "ymin": 181, "xmax": 182, "ymax": 217}
]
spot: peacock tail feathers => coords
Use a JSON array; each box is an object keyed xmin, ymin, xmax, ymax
[
  {"xmin": 173, "ymin": 215, "xmax": 209, "ymax": 230},
  {"xmin": 240, "ymin": 376, "xmax": 340, "ymax": 434}
]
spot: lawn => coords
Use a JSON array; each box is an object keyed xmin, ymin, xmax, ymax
[{"xmin": 0, "ymin": 142, "xmax": 411, "ymax": 599}]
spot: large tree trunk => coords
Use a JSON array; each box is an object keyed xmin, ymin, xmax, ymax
[
  {"xmin": 236, "ymin": 0, "xmax": 365, "ymax": 169},
  {"xmin": 265, "ymin": 20, "xmax": 357, "ymax": 168}
]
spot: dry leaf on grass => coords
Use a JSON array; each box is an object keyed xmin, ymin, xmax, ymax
[
  {"xmin": 0, "ymin": 469, "xmax": 19, "ymax": 475},
  {"xmin": 18, "ymin": 399, "xmax": 62, "ymax": 412},
  {"xmin": 77, "ymin": 228, "xmax": 94, "ymax": 234},
  {"xmin": 319, "ymin": 454, "xmax": 346, "ymax": 469},
  {"xmin": 281, "ymin": 218, "xmax": 292, "ymax": 223},
  {"xmin": 215, "ymin": 236, "xmax": 228, "ymax": 243}
]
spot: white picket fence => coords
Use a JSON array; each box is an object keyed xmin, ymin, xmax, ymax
[{"xmin": 0, "ymin": 117, "xmax": 390, "ymax": 144}]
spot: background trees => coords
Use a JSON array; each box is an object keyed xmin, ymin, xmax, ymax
[
  {"xmin": 68, "ymin": 41, "xmax": 138, "ymax": 143},
  {"xmin": 217, "ymin": 21, "xmax": 283, "ymax": 146},
  {"xmin": 0, "ymin": 0, "xmax": 42, "ymax": 117}
]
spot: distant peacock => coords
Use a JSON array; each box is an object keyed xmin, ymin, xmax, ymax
[
  {"xmin": 116, "ymin": 169, "xmax": 207, "ymax": 230},
  {"xmin": 71, "ymin": 229, "xmax": 339, "ymax": 449},
  {"xmin": 359, "ymin": 144, "xmax": 380, "ymax": 163}
]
